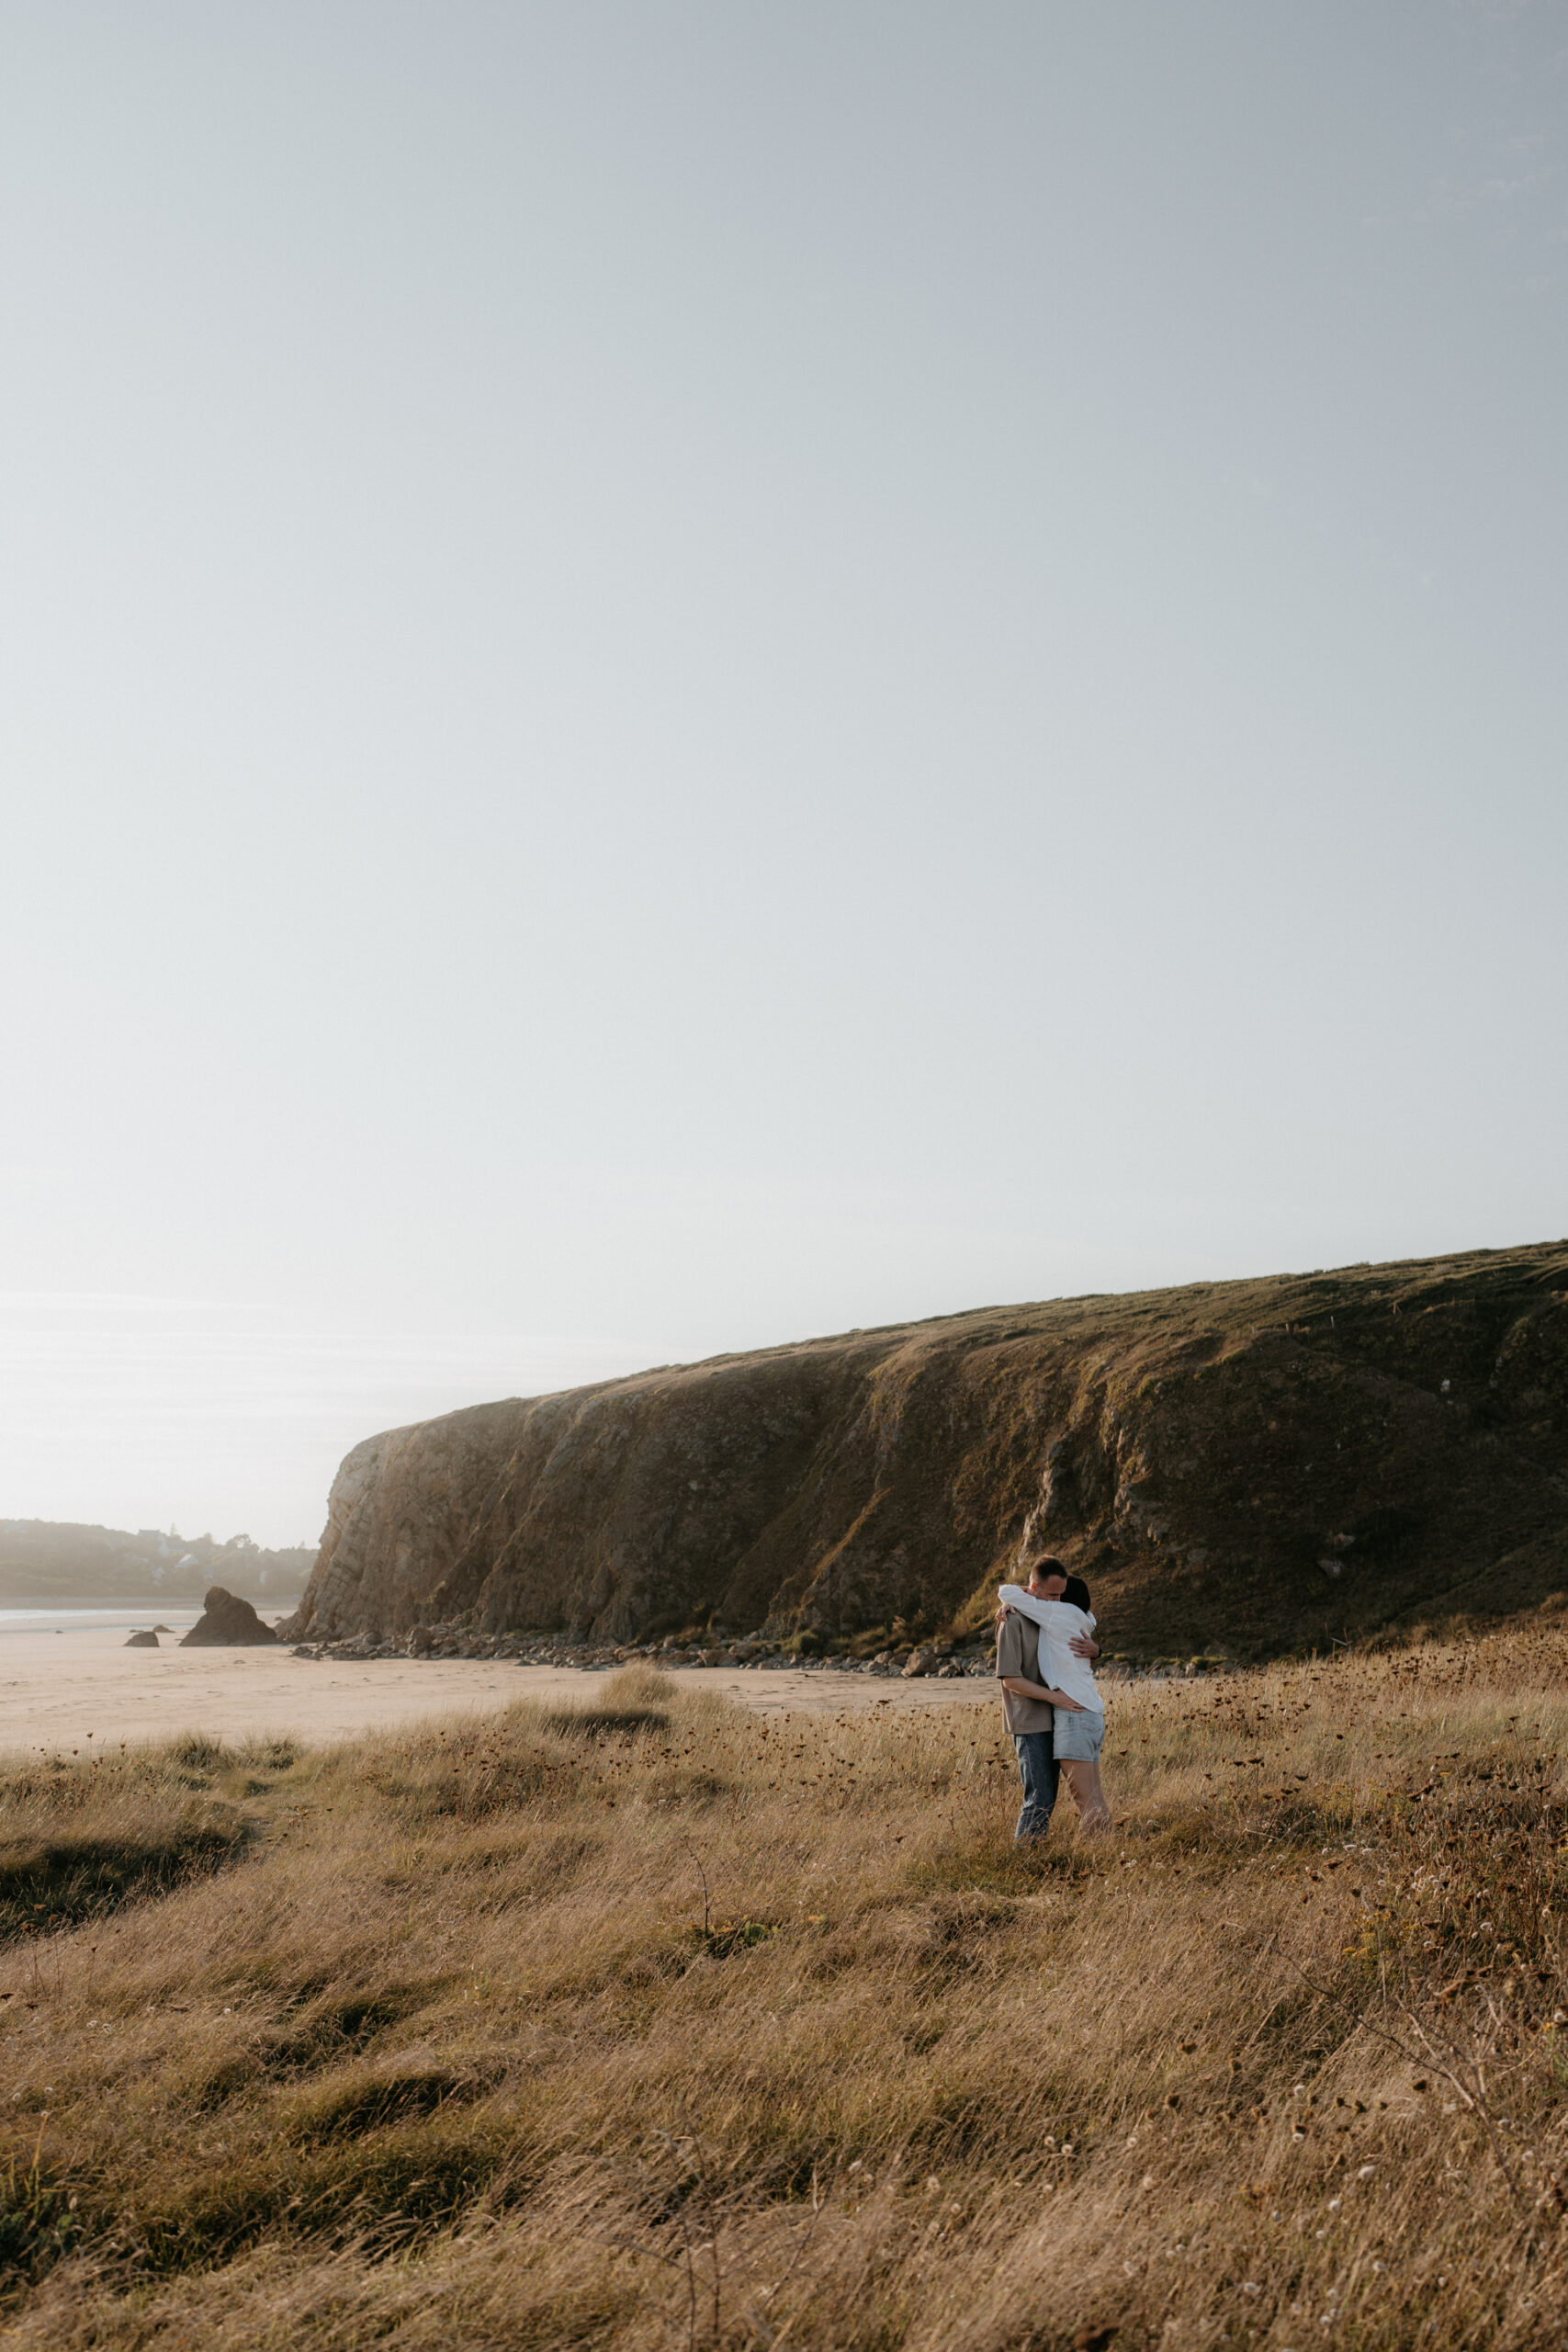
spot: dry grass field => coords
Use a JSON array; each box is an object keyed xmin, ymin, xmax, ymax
[{"xmin": 4, "ymin": 1639, "xmax": 1568, "ymax": 2350}]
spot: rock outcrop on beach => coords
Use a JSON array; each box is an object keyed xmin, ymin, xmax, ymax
[
  {"xmin": 124, "ymin": 1629, "xmax": 159, "ymax": 1648},
  {"xmin": 284, "ymin": 1242, "xmax": 1568, "ymax": 1660},
  {"xmin": 179, "ymin": 1587, "xmax": 278, "ymax": 1647}
]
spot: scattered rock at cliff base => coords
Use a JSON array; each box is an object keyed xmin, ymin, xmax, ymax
[
  {"xmin": 124, "ymin": 1629, "xmax": 158, "ymax": 1648},
  {"xmin": 178, "ymin": 1587, "xmax": 278, "ymax": 1648}
]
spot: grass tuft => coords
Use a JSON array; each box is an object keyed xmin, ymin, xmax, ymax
[{"xmin": 0, "ymin": 1823, "xmax": 248, "ymax": 1941}]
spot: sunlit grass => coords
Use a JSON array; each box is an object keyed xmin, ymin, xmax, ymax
[{"xmin": 4, "ymin": 1635, "xmax": 1568, "ymax": 2346}]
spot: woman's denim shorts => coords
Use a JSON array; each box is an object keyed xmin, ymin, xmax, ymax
[{"xmin": 1054, "ymin": 1705, "xmax": 1105, "ymax": 1763}]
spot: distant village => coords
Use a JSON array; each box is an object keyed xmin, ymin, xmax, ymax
[{"xmin": 0, "ymin": 1519, "xmax": 315, "ymax": 1607}]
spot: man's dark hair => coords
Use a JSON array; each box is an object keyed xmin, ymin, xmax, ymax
[
  {"xmin": 1030, "ymin": 1556, "xmax": 1067, "ymax": 1581},
  {"xmin": 1062, "ymin": 1575, "xmax": 1091, "ymax": 1612}
]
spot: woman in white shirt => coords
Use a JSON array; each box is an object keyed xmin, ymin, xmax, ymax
[{"xmin": 996, "ymin": 1569, "xmax": 1111, "ymax": 1834}]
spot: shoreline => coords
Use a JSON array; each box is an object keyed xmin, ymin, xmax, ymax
[{"xmin": 0, "ymin": 1624, "xmax": 999, "ymax": 1757}]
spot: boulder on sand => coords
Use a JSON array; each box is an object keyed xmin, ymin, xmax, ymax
[
  {"xmin": 179, "ymin": 1587, "xmax": 278, "ymax": 1647},
  {"xmin": 124, "ymin": 1629, "xmax": 159, "ymax": 1648}
]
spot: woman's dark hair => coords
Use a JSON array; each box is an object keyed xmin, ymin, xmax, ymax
[{"xmin": 1062, "ymin": 1575, "xmax": 1091, "ymax": 1612}]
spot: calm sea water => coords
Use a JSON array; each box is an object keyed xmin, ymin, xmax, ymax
[{"xmin": 1, "ymin": 1603, "xmax": 300, "ymax": 1640}]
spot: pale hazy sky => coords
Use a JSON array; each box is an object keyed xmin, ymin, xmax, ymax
[{"xmin": 4, "ymin": 3, "xmax": 1565, "ymax": 1544}]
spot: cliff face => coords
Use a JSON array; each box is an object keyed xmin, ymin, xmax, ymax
[{"xmin": 287, "ymin": 1241, "xmax": 1568, "ymax": 1658}]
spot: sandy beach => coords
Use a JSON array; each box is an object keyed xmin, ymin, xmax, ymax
[{"xmin": 0, "ymin": 1623, "xmax": 996, "ymax": 1756}]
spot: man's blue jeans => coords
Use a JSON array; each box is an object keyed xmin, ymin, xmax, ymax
[{"xmin": 1012, "ymin": 1727, "xmax": 1058, "ymax": 1842}]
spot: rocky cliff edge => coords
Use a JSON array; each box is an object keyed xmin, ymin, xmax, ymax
[{"xmin": 285, "ymin": 1241, "xmax": 1568, "ymax": 1658}]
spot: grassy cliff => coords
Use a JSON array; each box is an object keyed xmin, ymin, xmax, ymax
[{"xmin": 288, "ymin": 1239, "xmax": 1568, "ymax": 1658}]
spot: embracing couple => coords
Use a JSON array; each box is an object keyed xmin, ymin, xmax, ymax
[{"xmin": 994, "ymin": 1556, "xmax": 1111, "ymax": 1839}]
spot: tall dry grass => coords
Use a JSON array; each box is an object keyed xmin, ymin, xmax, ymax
[{"xmin": 4, "ymin": 1636, "xmax": 1568, "ymax": 2348}]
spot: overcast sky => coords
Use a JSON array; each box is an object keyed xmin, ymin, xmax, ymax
[{"xmin": 4, "ymin": 2, "xmax": 1565, "ymax": 1544}]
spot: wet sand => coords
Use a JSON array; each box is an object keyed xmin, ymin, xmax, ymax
[{"xmin": 1, "ymin": 1625, "xmax": 998, "ymax": 1756}]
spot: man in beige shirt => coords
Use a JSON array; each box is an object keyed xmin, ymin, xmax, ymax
[{"xmin": 995, "ymin": 1556, "xmax": 1096, "ymax": 1840}]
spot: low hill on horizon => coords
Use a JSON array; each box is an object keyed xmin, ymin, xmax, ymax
[
  {"xmin": 288, "ymin": 1238, "xmax": 1568, "ymax": 1659},
  {"xmin": 0, "ymin": 1521, "xmax": 313, "ymax": 1608}
]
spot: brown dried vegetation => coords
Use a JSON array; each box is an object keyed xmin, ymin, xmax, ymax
[{"xmin": 4, "ymin": 1643, "xmax": 1568, "ymax": 2348}]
